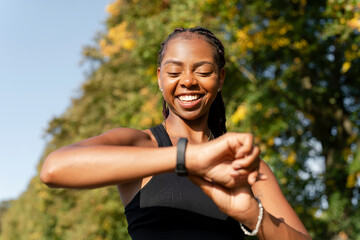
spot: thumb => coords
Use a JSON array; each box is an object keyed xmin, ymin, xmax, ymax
[{"xmin": 248, "ymin": 172, "xmax": 267, "ymax": 185}]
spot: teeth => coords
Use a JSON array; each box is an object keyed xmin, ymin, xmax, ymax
[{"xmin": 178, "ymin": 95, "xmax": 200, "ymax": 102}]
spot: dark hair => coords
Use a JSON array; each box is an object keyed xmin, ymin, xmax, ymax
[{"xmin": 158, "ymin": 26, "xmax": 227, "ymax": 137}]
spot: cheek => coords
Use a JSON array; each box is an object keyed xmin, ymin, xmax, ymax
[
  {"xmin": 161, "ymin": 79, "xmax": 177, "ymax": 102},
  {"xmin": 161, "ymin": 70, "xmax": 182, "ymax": 86},
  {"xmin": 202, "ymin": 77, "xmax": 220, "ymax": 92},
  {"xmin": 162, "ymin": 78, "xmax": 177, "ymax": 93}
]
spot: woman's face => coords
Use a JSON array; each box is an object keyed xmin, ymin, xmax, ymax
[{"xmin": 157, "ymin": 37, "xmax": 225, "ymax": 121}]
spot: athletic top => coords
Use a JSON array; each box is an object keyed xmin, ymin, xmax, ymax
[{"xmin": 124, "ymin": 124, "xmax": 244, "ymax": 240}]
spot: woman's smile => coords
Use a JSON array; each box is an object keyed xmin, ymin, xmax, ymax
[
  {"xmin": 176, "ymin": 93, "xmax": 204, "ymax": 109},
  {"xmin": 178, "ymin": 94, "xmax": 202, "ymax": 102}
]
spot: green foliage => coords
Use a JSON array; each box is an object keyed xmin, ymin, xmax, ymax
[
  {"xmin": 0, "ymin": 200, "xmax": 12, "ymax": 235},
  {"xmin": 1, "ymin": 0, "xmax": 359, "ymax": 239}
]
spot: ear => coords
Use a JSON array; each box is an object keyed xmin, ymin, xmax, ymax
[
  {"xmin": 218, "ymin": 68, "xmax": 226, "ymax": 90},
  {"xmin": 157, "ymin": 67, "xmax": 162, "ymax": 90}
]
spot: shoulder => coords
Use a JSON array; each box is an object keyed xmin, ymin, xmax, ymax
[
  {"xmin": 73, "ymin": 127, "xmax": 158, "ymax": 147},
  {"xmin": 103, "ymin": 127, "xmax": 158, "ymax": 147}
]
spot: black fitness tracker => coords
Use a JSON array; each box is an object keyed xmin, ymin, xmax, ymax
[{"xmin": 176, "ymin": 138, "xmax": 188, "ymax": 176}]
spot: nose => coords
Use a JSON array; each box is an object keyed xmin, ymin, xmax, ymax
[{"xmin": 179, "ymin": 71, "xmax": 197, "ymax": 88}]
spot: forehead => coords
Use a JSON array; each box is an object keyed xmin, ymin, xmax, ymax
[{"xmin": 161, "ymin": 37, "xmax": 216, "ymax": 65}]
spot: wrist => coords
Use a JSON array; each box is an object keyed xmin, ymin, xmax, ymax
[
  {"xmin": 184, "ymin": 144, "xmax": 199, "ymax": 175},
  {"xmin": 238, "ymin": 197, "xmax": 264, "ymax": 236},
  {"xmin": 185, "ymin": 143, "xmax": 211, "ymax": 177},
  {"xmin": 233, "ymin": 196, "xmax": 260, "ymax": 226}
]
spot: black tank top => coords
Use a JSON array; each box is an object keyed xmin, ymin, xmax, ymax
[{"xmin": 124, "ymin": 124, "xmax": 244, "ymax": 239}]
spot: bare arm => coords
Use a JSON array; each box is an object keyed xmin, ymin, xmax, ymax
[
  {"xmin": 40, "ymin": 128, "xmax": 176, "ymax": 188},
  {"xmin": 40, "ymin": 130, "xmax": 258, "ymax": 189},
  {"xmin": 251, "ymin": 161, "xmax": 311, "ymax": 239}
]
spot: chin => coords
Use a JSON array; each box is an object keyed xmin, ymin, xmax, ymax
[{"xmin": 179, "ymin": 112, "xmax": 208, "ymax": 122}]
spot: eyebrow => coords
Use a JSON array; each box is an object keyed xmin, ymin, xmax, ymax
[
  {"xmin": 163, "ymin": 60, "xmax": 215, "ymax": 68},
  {"xmin": 164, "ymin": 60, "xmax": 183, "ymax": 66},
  {"xmin": 193, "ymin": 61, "xmax": 215, "ymax": 69}
]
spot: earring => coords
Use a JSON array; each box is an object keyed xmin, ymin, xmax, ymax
[
  {"xmin": 160, "ymin": 88, "xmax": 163, "ymax": 92},
  {"xmin": 217, "ymin": 88, "xmax": 221, "ymax": 92}
]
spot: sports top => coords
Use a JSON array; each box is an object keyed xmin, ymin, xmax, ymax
[{"xmin": 124, "ymin": 124, "xmax": 244, "ymax": 240}]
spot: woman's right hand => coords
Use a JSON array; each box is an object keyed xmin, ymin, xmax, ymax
[{"xmin": 186, "ymin": 132, "xmax": 263, "ymax": 189}]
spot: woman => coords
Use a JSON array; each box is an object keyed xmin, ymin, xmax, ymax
[{"xmin": 41, "ymin": 27, "xmax": 311, "ymax": 239}]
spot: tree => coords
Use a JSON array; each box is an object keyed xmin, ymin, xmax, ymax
[
  {"xmin": 0, "ymin": 200, "xmax": 12, "ymax": 235},
  {"xmin": 206, "ymin": 0, "xmax": 360, "ymax": 238}
]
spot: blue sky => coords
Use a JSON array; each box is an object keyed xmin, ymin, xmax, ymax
[{"xmin": 0, "ymin": 0, "xmax": 111, "ymax": 201}]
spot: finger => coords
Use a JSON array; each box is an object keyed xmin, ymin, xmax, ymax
[
  {"xmin": 239, "ymin": 133, "xmax": 254, "ymax": 151},
  {"xmin": 231, "ymin": 150, "xmax": 261, "ymax": 170},
  {"xmin": 230, "ymin": 168, "xmax": 250, "ymax": 176},
  {"xmin": 232, "ymin": 162, "xmax": 242, "ymax": 170},
  {"xmin": 234, "ymin": 145, "xmax": 253, "ymax": 159},
  {"xmin": 248, "ymin": 172, "xmax": 268, "ymax": 186},
  {"xmin": 237, "ymin": 146, "xmax": 260, "ymax": 163},
  {"xmin": 229, "ymin": 170, "xmax": 248, "ymax": 179},
  {"xmin": 232, "ymin": 147, "xmax": 260, "ymax": 169},
  {"xmin": 229, "ymin": 169, "xmax": 240, "ymax": 176},
  {"xmin": 234, "ymin": 133, "xmax": 254, "ymax": 157},
  {"xmin": 247, "ymin": 170, "xmax": 259, "ymax": 186}
]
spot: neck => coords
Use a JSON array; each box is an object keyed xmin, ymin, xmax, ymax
[{"xmin": 164, "ymin": 112, "xmax": 211, "ymax": 144}]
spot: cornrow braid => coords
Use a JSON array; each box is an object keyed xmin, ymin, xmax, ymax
[{"xmin": 159, "ymin": 27, "xmax": 227, "ymax": 137}]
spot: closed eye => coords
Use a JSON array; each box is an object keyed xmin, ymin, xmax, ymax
[
  {"xmin": 167, "ymin": 72, "xmax": 181, "ymax": 77},
  {"xmin": 197, "ymin": 72, "xmax": 212, "ymax": 77}
]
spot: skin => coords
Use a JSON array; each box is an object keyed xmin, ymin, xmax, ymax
[{"xmin": 41, "ymin": 36, "xmax": 312, "ymax": 239}]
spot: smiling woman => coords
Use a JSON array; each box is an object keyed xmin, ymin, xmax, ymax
[{"xmin": 40, "ymin": 27, "xmax": 311, "ymax": 240}]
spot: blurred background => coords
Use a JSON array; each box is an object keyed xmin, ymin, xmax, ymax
[
  {"xmin": 1, "ymin": 0, "xmax": 359, "ymax": 239},
  {"xmin": 0, "ymin": 0, "xmax": 110, "ymax": 203}
]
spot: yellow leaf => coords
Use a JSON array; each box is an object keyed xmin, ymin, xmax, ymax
[
  {"xmin": 106, "ymin": 0, "xmax": 122, "ymax": 16},
  {"xmin": 280, "ymin": 177, "xmax": 287, "ymax": 185},
  {"xmin": 341, "ymin": 61, "xmax": 351, "ymax": 73},
  {"xmin": 230, "ymin": 104, "xmax": 247, "ymax": 124},
  {"xmin": 285, "ymin": 151, "xmax": 296, "ymax": 166},
  {"xmin": 255, "ymin": 103, "xmax": 262, "ymax": 111},
  {"xmin": 346, "ymin": 173, "xmax": 356, "ymax": 188},
  {"xmin": 347, "ymin": 17, "xmax": 360, "ymax": 31},
  {"xmin": 300, "ymin": 0, "xmax": 307, "ymax": 7},
  {"xmin": 99, "ymin": 22, "xmax": 136, "ymax": 56},
  {"xmin": 123, "ymin": 39, "xmax": 135, "ymax": 50},
  {"xmin": 267, "ymin": 138, "xmax": 274, "ymax": 146},
  {"xmin": 351, "ymin": 44, "xmax": 358, "ymax": 51}
]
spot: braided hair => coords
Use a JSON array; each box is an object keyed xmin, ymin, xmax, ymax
[{"xmin": 158, "ymin": 27, "xmax": 227, "ymax": 137}]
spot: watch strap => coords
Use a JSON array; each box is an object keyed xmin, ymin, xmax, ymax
[{"xmin": 176, "ymin": 138, "xmax": 188, "ymax": 176}]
